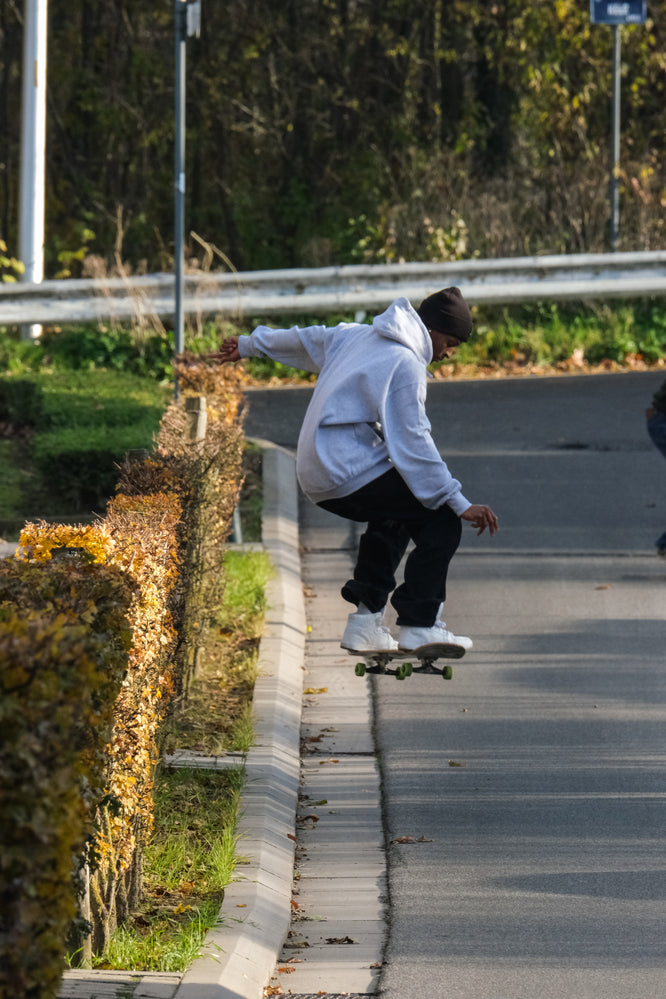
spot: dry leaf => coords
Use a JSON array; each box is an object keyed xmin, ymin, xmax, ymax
[
  {"xmin": 392, "ymin": 834, "xmax": 434, "ymax": 844},
  {"xmin": 303, "ymin": 686, "xmax": 328, "ymax": 694},
  {"xmin": 448, "ymin": 760, "xmax": 466, "ymax": 767}
]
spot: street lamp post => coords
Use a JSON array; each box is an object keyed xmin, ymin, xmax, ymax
[{"xmin": 174, "ymin": 0, "xmax": 200, "ymax": 390}]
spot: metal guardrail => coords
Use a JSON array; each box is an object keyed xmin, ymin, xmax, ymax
[{"xmin": 1, "ymin": 250, "xmax": 665, "ymax": 326}]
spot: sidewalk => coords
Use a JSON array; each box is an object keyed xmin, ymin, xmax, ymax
[{"xmin": 177, "ymin": 445, "xmax": 388, "ymax": 999}]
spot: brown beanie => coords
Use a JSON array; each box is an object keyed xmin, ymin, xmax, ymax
[{"xmin": 416, "ymin": 286, "xmax": 473, "ymax": 342}]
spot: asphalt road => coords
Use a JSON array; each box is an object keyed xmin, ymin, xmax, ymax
[{"xmin": 245, "ymin": 370, "xmax": 666, "ymax": 999}]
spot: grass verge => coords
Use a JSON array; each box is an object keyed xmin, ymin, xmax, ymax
[
  {"xmin": 90, "ymin": 767, "xmax": 245, "ymax": 973},
  {"xmin": 84, "ymin": 547, "xmax": 273, "ymax": 971},
  {"xmin": 168, "ymin": 549, "xmax": 273, "ymax": 756}
]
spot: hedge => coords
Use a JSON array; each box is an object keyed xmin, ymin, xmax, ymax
[
  {"xmin": 0, "ymin": 557, "xmax": 136, "ymax": 998},
  {"xmin": 0, "ymin": 359, "xmax": 246, "ymax": 993}
]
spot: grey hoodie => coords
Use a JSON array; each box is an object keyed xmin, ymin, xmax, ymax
[{"xmin": 238, "ymin": 297, "xmax": 471, "ymax": 515}]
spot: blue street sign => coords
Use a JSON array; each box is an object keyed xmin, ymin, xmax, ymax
[{"xmin": 590, "ymin": 1, "xmax": 646, "ymax": 24}]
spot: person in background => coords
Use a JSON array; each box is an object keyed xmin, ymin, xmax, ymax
[{"xmin": 646, "ymin": 377, "xmax": 666, "ymax": 558}]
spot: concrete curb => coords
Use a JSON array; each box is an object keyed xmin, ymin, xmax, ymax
[{"xmin": 174, "ymin": 443, "xmax": 305, "ymax": 999}]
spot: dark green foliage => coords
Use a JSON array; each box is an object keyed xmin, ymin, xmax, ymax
[
  {"xmin": 2, "ymin": 1, "xmax": 665, "ymax": 273},
  {"xmin": 0, "ymin": 559, "xmax": 135, "ymax": 999},
  {"xmin": 0, "ymin": 377, "xmax": 44, "ymax": 426},
  {"xmin": 0, "ymin": 369, "xmax": 170, "ymax": 529},
  {"xmin": 39, "ymin": 327, "xmax": 174, "ymax": 380}
]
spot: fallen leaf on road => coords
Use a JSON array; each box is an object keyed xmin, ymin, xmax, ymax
[
  {"xmin": 277, "ymin": 966, "xmax": 295, "ymax": 974},
  {"xmin": 303, "ymin": 687, "xmax": 328, "ymax": 694},
  {"xmin": 325, "ymin": 935, "xmax": 357, "ymax": 944},
  {"xmin": 448, "ymin": 759, "xmax": 466, "ymax": 767},
  {"xmin": 391, "ymin": 835, "xmax": 434, "ymax": 844}
]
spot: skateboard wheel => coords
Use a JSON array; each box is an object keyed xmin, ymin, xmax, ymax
[
  {"xmin": 355, "ymin": 662, "xmax": 366, "ymax": 677},
  {"xmin": 403, "ymin": 662, "xmax": 413, "ymax": 677},
  {"xmin": 442, "ymin": 665, "xmax": 453, "ymax": 680}
]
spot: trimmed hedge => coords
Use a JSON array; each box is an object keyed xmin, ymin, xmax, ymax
[
  {"xmin": 0, "ymin": 359, "xmax": 247, "ymax": 990},
  {"xmin": 0, "ymin": 558, "xmax": 135, "ymax": 998}
]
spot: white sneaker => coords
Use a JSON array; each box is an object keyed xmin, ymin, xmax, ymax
[
  {"xmin": 341, "ymin": 608, "xmax": 398, "ymax": 652},
  {"xmin": 399, "ymin": 620, "xmax": 472, "ymax": 652}
]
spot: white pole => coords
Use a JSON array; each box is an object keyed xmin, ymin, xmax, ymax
[{"xmin": 18, "ymin": 0, "xmax": 48, "ymax": 340}]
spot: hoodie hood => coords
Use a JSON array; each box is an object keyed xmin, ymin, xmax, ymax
[{"xmin": 372, "ymin": 297, "xmax": 433, "ymax": 365}]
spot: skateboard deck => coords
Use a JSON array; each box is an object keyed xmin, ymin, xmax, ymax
[{"xmin": 347, "ymin": 641, "xmax": 466, "ymax": 681}]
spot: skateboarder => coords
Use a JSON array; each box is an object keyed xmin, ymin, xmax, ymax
[
  {"xmin": 646, "ymin": 376, "xmax": 666, "ymax": 557},
  {"xmin": 210, "ymin": 287, "xmax": 499, "ymax": 652}
]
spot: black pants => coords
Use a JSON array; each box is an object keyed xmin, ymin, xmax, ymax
[{"xmin": 318, "ymin": 468, "xmax": 462, "ymax": 627}]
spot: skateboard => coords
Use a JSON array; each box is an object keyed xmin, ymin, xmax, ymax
[{"xmin": 348, "ymin": 642, "xmax": 466, "ymax": 681}]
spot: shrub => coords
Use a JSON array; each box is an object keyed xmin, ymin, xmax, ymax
[
  {"xmin": 0, "ymin": 377, "xmax": 44, "ymax": 427},
  {"xmin": 0, "ymin": 557, "xmax": 135, "ymax": 998},
  {"xmin": 1, "ymin": 355, "xmax": 247, "ymax": 985}
]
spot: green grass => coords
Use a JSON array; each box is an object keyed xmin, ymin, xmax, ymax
[
  {"xmin": 168, "ymin": 549, "xmax": 273, "ymax": 757},
  {"xmin": 215, "ymin": 548, "xmax": 273, "ymax": 635},
  {"xmin": 91, "ymin": 900, "xmax": 223, "ymax": 974},
  {"xmin": 90, "ymin": 767, "xmax": 245, "ymax": 973},
  {"xmin": 441, "ymin": 300, "xmax": 666, "ymax": 370}
]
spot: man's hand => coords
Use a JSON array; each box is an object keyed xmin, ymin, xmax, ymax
[
  {"xmin": 461, "ymin": 504, "xmax": 499, "ymax": 536},
  {"xmin": 207, "ymin": 336, "xmax": 241, "ymax": 363}
]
